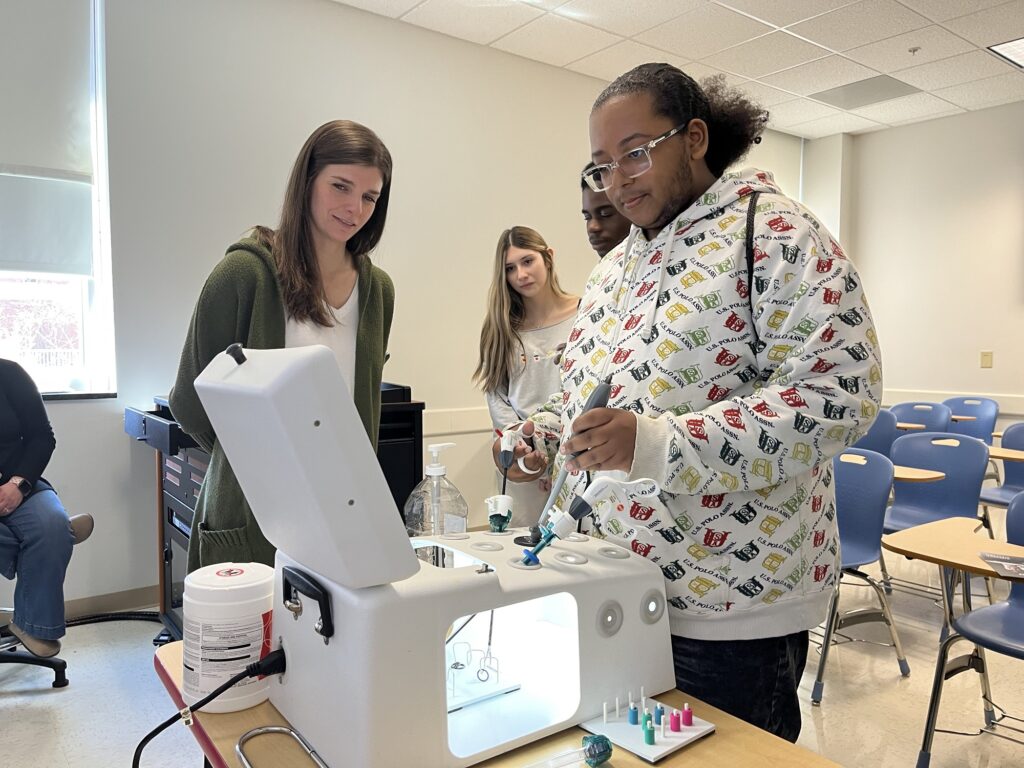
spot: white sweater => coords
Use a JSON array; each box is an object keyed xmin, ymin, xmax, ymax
[{"xmin": 528, "ymin": 169, "xmax": 882, "ymax": 641}]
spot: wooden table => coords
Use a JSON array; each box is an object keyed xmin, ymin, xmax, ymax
[
  {"xmin": 993, "ymin": 430, "xmax": 1003, "ymax": 440},
  {"xmin": 154, "ymin": 643, "xmax": 839, "ymax": 768},
  {"xmin": 897, "ymin": 421, "xmax": 926, "ymax": 430}
]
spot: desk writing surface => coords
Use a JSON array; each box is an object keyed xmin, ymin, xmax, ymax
[
  {"xmin": 892, "ymin": 465, "xmax": 945, "ymax": 483},
  {"xmin": 896, "ymin": 422, "xmax": 925, "ymax": 430},
  {"xmin": 154, "ymin": 643, "xmax": 838, "ymax": 768},
  {"xmin": 949, "ymin": 415, "xmax": 976, "ymax": 422},
  {"xmin": 989, "ymin": 445, "xmax": 1024, "ymax": 462},
  {"xmin": 882, "ymin": 518, "xmax": 1024, "ymax": 581}
]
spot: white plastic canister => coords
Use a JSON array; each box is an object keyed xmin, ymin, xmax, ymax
[{"xmin": 182, "ymin": 562, "xmax": 275, "ymax": 713}]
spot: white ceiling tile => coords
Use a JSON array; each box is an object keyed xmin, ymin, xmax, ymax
[
  {"xmin": 788, "ymin": 0, "xmax": 931, "ymax": 51},
  {"xmin": 766, "ymin": 98, "xmax": 841, "ymax": 127},
  {"xmin": 714, "ymin": 0, "xmax": 857, "ymax": 27},
  {"xmin": 701, "ymin": 31, "xmax": 831, "ymax": 78},
  {"xmin": 402, "ymin": 0, "xmax": 542, "ymax": 45},
  {"xmin": 895, "ymin": 0, "xmax": 1009, "ymax": 23},
  {"xmin": 491, "ymin": 13, "xmax": 621, "ymax": 67},
  {"xmin": 567, "ymin": 41, "xmax": 689, "ymax": 81},
  {"xmin": 942, "ymin": 0, "xmax": 1024, "ymax": 47},
  {"xmin": 933, "ymin": 71, "xmax": 1024, "ymax": 109},
  {"xmin": 635, "ymin": 4, "xmax": 773, "ymax": 60},
  {"xmin": 844, "ymin": 25, "xmax": 975, "ymax": 72},
  {"xmin": 518, "ymin": 0, "xmax": 573, "ymax": 10},
  {"xmin": 330, "ymin": 0, "xmax": 424, "ymax": 18},
  {"xmin": 851, "ymin": 91, "xmax": 963, "ymax": 121},
  {"xmin": 893, "ymin": 49, "xmax": 1019, "ymax": 90},
  {"xmin": 555, "ymin": 0, "xmax": 705, "ymax": 37},
  {"xmin": 789, "ymin": 112, "xmax": 884, "ymax": 137},
  {"xmin": 762, "ymin": 55, "xmax": 879, "ymax": 94},
  {"xmin": 736, "ymin": 79, "xmax": 803, "ymax": 106}
]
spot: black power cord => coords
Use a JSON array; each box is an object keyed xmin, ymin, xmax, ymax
[{"xmin": 132, "ymin": 648, "xmax": 286, "ymax": 768}]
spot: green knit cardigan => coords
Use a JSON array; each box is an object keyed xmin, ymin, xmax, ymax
[{"xmin": 169, "ymin": 237, "xmax": 394, "ymax": 572}]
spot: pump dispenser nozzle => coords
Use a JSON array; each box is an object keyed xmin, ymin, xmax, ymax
[{"xmin": 425, "ymin": 442, "xmax": 456, "ymax": 477}]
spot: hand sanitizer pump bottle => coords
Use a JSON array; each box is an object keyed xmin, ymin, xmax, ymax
[{"xmin": 403, "ymin": 442, "xmax": 469, "ymax": 566}]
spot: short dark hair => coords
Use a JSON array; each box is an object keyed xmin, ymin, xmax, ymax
[{"xmin": 593, "ymin": 63, "xmax": 767, "ymax": 177}]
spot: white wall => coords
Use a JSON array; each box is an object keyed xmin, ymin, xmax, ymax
[
  {"xmin": 3, "ymin": 0, "xmax": 807, "ymax": 609},
  {"xmin": 847, "ymin": 102, "xmax": 1024, "ymax": 415}
]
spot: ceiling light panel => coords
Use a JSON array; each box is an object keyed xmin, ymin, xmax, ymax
[{"xmin": 989, "ymin": 37, "xmax": 1024, "ymax": 68}]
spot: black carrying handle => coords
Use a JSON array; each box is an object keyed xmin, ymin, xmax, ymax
[{"xmin": 282, "ymin": 566, "xmax": 334, "ymax": 641}]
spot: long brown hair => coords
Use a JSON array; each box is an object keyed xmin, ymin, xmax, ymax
[
  {"xmin": 473, "ymin": 226, "xmax": 569, "ymax": 395},
  {"xmin": 254, "ymin": 120, "xmax": 393, "ymax": 326}
]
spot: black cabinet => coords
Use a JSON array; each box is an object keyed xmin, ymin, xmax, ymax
[{"xmin": 125, "ymin": 384, "xmax": 424, "ymax": 639}]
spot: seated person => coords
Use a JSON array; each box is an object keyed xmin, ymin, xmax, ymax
[{"xmin": 0, "ymin": 358, "xmax": 91, "ymax": 658}]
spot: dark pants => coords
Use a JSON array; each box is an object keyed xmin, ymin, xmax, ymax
[{"xmin": 671, "ymin": 631, "xmax": 809, "ymax": 742}]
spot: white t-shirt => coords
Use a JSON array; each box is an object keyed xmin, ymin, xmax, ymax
[{"xmin": 285, "ymin": 280, "xmax": 359, "ymax": 394}]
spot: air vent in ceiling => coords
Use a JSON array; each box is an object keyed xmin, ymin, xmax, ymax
[{"xmin": 809, "ymin": 75, "xmax": 921, "ymax": 110}]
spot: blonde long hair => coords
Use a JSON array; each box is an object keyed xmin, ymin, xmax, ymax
[{"xmin": 474, "ymin": 226, "xmax": 569, "ymax": 395}]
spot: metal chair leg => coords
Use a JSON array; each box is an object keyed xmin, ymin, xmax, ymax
[
  {"xmin": 879, "ymin": 550, "xmax": 892, "ymax": 594},
  {"xmin": 979, "ymin": 505, "xmax": 995, "ymax": 540},
  {"xmin": 811, "ymin": 580, "xmax": 842, "ymax": 705},
  {"xmin": 867, "ymin": 574, "xmax": 910, "ymax": 676},
  {"xmin": 974, "ymin": 646, "xmax": 997, "ymax": 727},
  {"xmin": 916, "ymin": 633, "xmax": 965, "ymax": 768}
]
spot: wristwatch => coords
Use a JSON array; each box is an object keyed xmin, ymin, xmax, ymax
[{"xmin": 10, "ymin": 477, "xmax": 31, "ymax": 497}]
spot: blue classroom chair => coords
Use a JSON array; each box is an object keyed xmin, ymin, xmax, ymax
[
  {"xmin": 812, "ymin": 449, "xmax": 909, "ymax": 706},
  {"xmin": 890, "ymin": 402, "xmax": 952, "ymax": 433}
]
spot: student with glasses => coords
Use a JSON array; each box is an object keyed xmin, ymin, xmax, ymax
[
  {"xmin": 475, "ymin": 226, "xmax": 579, "ymax": 526},
  {"xmin": 496, "ymin": 64, "xmax": 881, "ymax": 741}
]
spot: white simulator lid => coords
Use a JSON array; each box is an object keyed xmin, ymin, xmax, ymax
[{"xmin": 194, "ymin": 345, "xmax": 419, "ymax": 589}]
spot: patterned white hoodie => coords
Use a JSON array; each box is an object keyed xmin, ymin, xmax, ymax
[{"xmin": 527, "ymin": 168, "xmax": 882, "ymax": 641}]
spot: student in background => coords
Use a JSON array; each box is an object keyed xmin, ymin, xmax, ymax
[
  {"xmin": 0, "ymin": 358, "xmax": 93, "ymax": 658},
  {"xmin": 171, "ymin": 120, "xmax": 395, "ymax": 572},
  {"xmin": 474, "ymin": 226, "xmax": 579, "ymax": 526},
  {"xmin": 581, "ymin": 161, "xmax": 631, "ymax": 259},
  {"xmin": 499, "ymin": 65, "xmax": 881, "ymax": 741}
]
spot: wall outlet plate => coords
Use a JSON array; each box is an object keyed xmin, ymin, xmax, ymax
[{"xmin": 980, "ymin": 351, "xmax": 994, "ymax": 369}]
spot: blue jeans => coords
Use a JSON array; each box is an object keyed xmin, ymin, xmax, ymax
[
  {"xmin": 0, "ymin": 486, "xmax": 73, "ymax": 640},
  {"xmin": 671, "ymin": 631, "xmax": 809, "ymax": 742}
]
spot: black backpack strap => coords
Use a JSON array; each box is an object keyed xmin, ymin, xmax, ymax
[
  {"xmin": 745, "ymin": 190, "xmax": 760, "ymax": 304},
  {"xmin": 745, "ymin": 191, "xmax": 762, "ymax": 364}
]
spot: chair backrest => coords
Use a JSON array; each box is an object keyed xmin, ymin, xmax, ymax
[
  {"xmin": 834, "ymin": 449, "xmax": 895, "ymax": 566},
  {"xmin": 943, "ymin": 396, "xmax": 999, "ymax": 445},
  {"xmin": 853, "ymin": 409, "xmax": 899, "ymax": 457},
  {"xmin": 1001, "ymin": 422, "xmax": 1024, "ymax": 489},
  {"xmin": 889, "ymin": 402, "xmax": 952, "ymax": 433},
  {"xmin": 890, "ymin": 432, "xmax": 988, "ymax": 520},
  {"xmin": 1005, "ymin": 492, "xmax": 1024, "ymax": 603}
]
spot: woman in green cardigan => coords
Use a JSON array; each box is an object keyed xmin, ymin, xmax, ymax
[{"xmin": 170, "ymin": 120, "xmax": 395, "ymax": 572}]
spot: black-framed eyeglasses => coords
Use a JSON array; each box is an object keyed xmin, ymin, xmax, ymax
[{"xmin": 582, "ymin": 124, "xmax": 686, "ymax": 192}]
